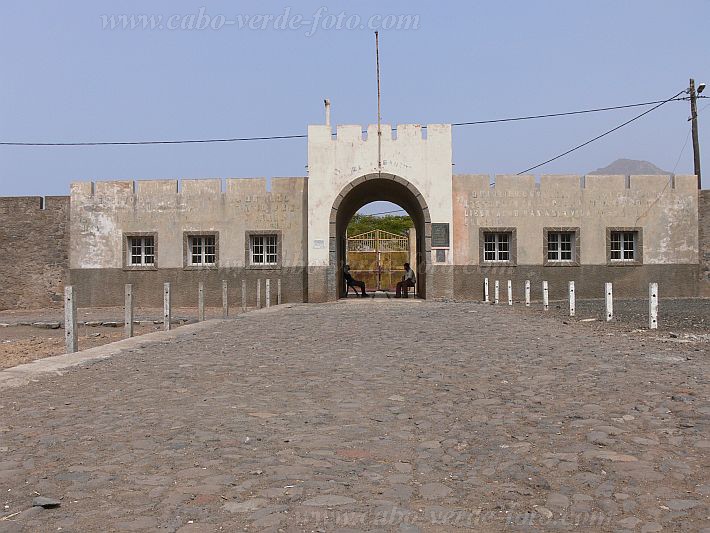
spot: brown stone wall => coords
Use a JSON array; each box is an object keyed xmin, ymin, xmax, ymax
[
  {"xmin": 0, "ymin": 196, "xmax": 69, "ymax": 310},
  {"xmin": 700, "ymin": 190, "xmax": 710, "ymax": 296}
]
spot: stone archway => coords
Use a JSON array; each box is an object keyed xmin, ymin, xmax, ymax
[{"xmin": 330, "ymin": 173, "xmax": 431, "ymax": 299}]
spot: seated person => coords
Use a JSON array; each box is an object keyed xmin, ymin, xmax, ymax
[
  {"xmin": 395, "ymin": 263, "xmax": 416, "ymax": 298},
  {"xmin": 343, "ymin": 265, "xmax": 368, "ymax": 297}
]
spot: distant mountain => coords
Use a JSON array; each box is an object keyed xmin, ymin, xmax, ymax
[{"xmin": 589, "ymin": 159, "xmax": 670, "ymax": 175}]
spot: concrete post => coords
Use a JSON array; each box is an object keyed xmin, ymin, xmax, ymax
[
  {"xmin": 649, "ymin": 282, "xmax": 658, "ymax": 330},
  {"xmin": 484, "ymin": 278, "xmax": 489, "ymax": 303},
  {"xmin": 256, "ymin": 279, "xmax": 262, "ymax": 309},
  {"xmin": 198, "ymin": 282, "xmax": 205, "ymax": 322},
  {"xmin": 265, "ymin": 279, "xmax": 271, "ymax": 308},
  {"xmin": 277, "ymin": 279, "xmax": 282, "ymax": 305},
  {"xmin": 605, "ymin": 282, "xmax": 613, "ymax": 322},
  {"xmin": 494, "ymin": 280, "xmax": 499, "ymax": 304},
  {"xmin": 507, "ymin": 280, "xmax": 513, "ymax": 306},
  {"xmin": 64, "ymin": 285, "xmax": 78, "ymax": 353},
  {"xmin": 525, "ymin": 280, "xmax": 531, "ymax": 307},
  {"xmin": 542, "ymin": 281, "xmax": 549, "ymax": 311},
  {"xmin": 222, "ymin": 280, "xmax": 229, "ymax": 319},
  {"xmin": 241, "ymin": 279, "xmax": 247, "ymax": 311},
  {"xmin": 568, "ymin": 281, "xmax": 576, "ymax": 317},
  {"xmin": 124, "ymin": 284, "xmax": 134, "ymax": 338},
  {"xmin": 163, "ymin": 282, "xmax": 171, "ymax": 331}
]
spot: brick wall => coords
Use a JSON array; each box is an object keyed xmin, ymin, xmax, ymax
[
  {"xmin": 700, "ymin": 190, "xmax": 710, "ymax": 296},
  {"xmin": 0, "ymin": 196, "xmax": 69, "ymax": 310}
]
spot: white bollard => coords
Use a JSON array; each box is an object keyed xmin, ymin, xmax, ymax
[
  {"xmin": 198, "ymin": 282, "xmax": 205, "ymax": 322},
  {"xmin": 256, "ymin": 279, "xmax": 262, "ymax": 309},
  {"xmin": 222, "ymin": 280, "xmax": 229, "ymax": 319},
  {"xmin": 525, "ymin": 280, "xmax": 531, "ymax": 307},
  {"xmin": 265, "ymin": 279, "xmax": 271, "ymax": 308},
  {"xmin": 484, "ymin": 277, "xmax": 490, "ymax": 303},
  {"xmin": 64, "ymin": 285, "xmax": 78, "ymax": 353},
  {"xmin": 241, "ymin": 279, "xmax": 247, "ymax": 311},
  {"xmin": 124, "ymin": 284, "xmax": 134, "ymax": 338},
  {"xmin": 542, "ymin": 281, "xmax": 549, "ymax": 311},
  {"xmin": 605, "ymin": 282, "xmax": 613, "ymax": 322},
  {"xmin": 277, "ymin": 279, "xmax": 282, "ymax": 305},
  {"xmin": 163, "ymin": 282, "xmax": 171, "ymax": 331},
  {"xmin": 568, "ymin": 281, "xmax": 576, "ymax": 317},
  {"xmin": 507, "ymin": 280, "xmax": 513, "ymax": 306},
  {"xmin": 649, "ymin": 282, "xmax": 658, "ymax": 330},
  {"xmin": 494, "ymin": 280, "xmax": 500, "ymax": 304}
]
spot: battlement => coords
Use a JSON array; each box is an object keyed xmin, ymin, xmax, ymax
[
  {"xmin": 453, "ymin": 174, "xmax": 698, "ymax": 193},
  {"xmin": 0, "ymin": 195, "xmax": 69, "ymax": 213},
  {"xmin": 308, "ymin": 123, "xmax": 451, "ymax": 143},
  {"xmin": 71, "ymin": 177, "xmax": 307, "ymax": 200}
]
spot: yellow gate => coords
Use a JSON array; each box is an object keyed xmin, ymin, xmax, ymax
[{"xmin": 346, "ymin": 229, "xmax": 410, "ymax": 291}]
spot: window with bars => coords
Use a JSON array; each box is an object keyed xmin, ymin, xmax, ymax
[
  {"xmin": 129, "ymin": 236, "xmax": 155, "ymax": 266},
  {"xmin": 250, "ymin": 234, "xmax": 278, "ymax": 266},
  {"xmin": 610, "ymin": 231, "xmax": 637, "ymax": 261},
  {"xmin": 483, "ymin": 232, "xmax": 511, "ymax": 262},
  {"xmin": 189, "ymin": 235, "xmax": 216, "ymax": 266},
  {"xmin": 547, "ymin": 232, "xmax": 575, "ymax": 262}
]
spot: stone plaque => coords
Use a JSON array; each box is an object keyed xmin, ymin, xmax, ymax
[
  {"xmin": 431, "ymin": 223, "xmax": 450, "ymax": 247},
  {"xmin": 313, "ymin": 239, "xmax": 325, "ymax": 249}
]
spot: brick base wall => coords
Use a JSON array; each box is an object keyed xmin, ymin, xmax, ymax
[
  {"xmin": 700, "ymin": 190, "xmax": 710, "ymax": 296},
  {"xmin": 453, "ymin": 264, "xmax": 700, "ymax": 301},
  {"xmin": 69, "ymin": 267, "xmax": 308, "ymax": 308},
  {"xmin": 0, "ymin": 197, "xmax": 69, "ymax": 310}
]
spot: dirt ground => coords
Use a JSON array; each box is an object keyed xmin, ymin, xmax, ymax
[{"xmin": 0, "ymin": 307, "xmax": 242, "ymax": 370}]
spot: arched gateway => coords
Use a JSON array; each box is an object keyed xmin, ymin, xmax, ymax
[{"xmin": 331, "ymin": 174, "xmax": 432, "ymax": 298}]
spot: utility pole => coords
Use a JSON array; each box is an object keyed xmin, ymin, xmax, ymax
[{"xmin": 690, "ymin": 78, "xmax": 702, "ymax": 188}]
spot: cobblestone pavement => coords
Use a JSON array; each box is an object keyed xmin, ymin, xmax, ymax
[{"xmin": 0, "ymin": 301, "xmax": 708, "ymax": 532}]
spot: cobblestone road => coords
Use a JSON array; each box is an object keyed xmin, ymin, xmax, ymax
[{"xmin": 0, "ymin": 301, "xmax": 708, "ymax": 532}]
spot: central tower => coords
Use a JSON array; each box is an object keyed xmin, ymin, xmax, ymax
[{"xmin": 306, "ymin": 121, "xmax": 454, "ymax": 301}]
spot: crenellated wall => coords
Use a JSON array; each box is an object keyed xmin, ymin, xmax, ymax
[
  {"xmin": 1, "ymin": 124, "xmax": 706, "ymax": 309},
  {"xmin": 69, "ymin": 177, "xmax": 308, "ymax": 307},
  {"xmin": 453, "ymin": 174, "xmax": 700, "ymax": 299},
  {"xmin": 0, "ymin": 196, "xmax": 69, "ymax": 310}
]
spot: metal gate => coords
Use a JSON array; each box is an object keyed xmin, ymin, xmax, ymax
[{"xmin": 346, "ymin": 229, "xmax": 410, "ymax": 291}]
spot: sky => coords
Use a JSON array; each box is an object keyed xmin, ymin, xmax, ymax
[{"xmin": 1, "ymin": 1, "xmax": 708, "ymax": 216}]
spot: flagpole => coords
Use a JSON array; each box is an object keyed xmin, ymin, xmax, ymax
[{"xmin": 375, "ymin": 31, "xmax": 382, "ymax": 177}]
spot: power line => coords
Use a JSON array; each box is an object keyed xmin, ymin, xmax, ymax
[
  {"xmin": 671, "ymin": 100, "xmax": 710, "ymax": 174},
  {"xmin": 450, "ymin": 96, "xmax": 697, "ymax": 128},
  {"xmin": 0, "ymin": 133, "xmax": 308, "ymax": 147},
  {"xmin": 671, "ymin": 128, "xmax": 693, "ymax": 175},
  {"xmin": 517, "ymin": 89, "xmax": 687, "ymax": 175},
  {"xmin": 356, "ymin": 208, "xmax": 407, "ymax": 216},
  {"xmin": 0, "ymin": 95, "xmax": 704, "ymax": 147}
]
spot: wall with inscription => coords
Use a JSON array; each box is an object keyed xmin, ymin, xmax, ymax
[
  {"xmin": 70, "ymin": 177, "xmax": 307, "ymax": 270},
  {"xmin": 453, "ymin": 174, "xmax": 699, "ymax": 265}
]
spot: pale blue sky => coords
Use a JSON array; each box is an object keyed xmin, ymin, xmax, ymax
[{"xmin": 1, "ymin": 0, "xmax": 708, "ymax": 213}]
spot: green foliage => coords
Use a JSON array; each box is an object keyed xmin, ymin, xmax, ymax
[{"xmin": 347, "ymin": 214, "xmax": 413, "ymax": 237}]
